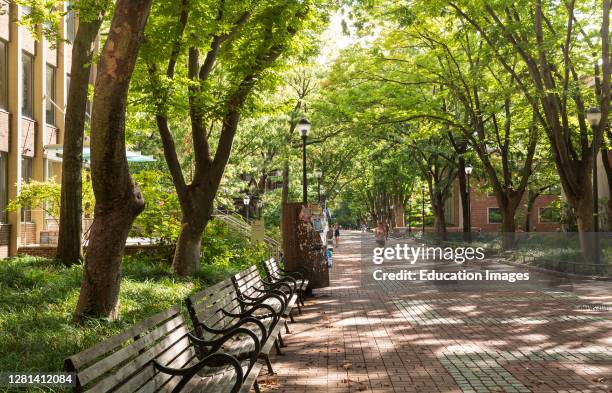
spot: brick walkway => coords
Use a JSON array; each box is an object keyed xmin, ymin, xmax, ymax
[{"xmin": 258, "ymin": 231, "xmax": 612, "ymax": 393}]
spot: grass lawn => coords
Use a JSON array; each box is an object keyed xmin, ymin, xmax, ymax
[{"xmin": 0, "ymin": 254, "xmax": 244, "ymax": 375}]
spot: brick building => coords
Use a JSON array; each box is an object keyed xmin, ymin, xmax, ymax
[{"xmin": 414, "ymin": 179, "xmax": 563, "ymax": 233}]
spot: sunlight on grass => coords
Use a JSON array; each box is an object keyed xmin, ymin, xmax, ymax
[{"xmin": 0, "ymin": 255, "xmax": 223, "ymax": 373}]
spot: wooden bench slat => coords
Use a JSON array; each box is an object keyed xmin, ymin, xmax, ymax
[
  {"xmin": 78, "ymin": 312, "xmax": 187, "ymax": 386},
  {"xmin": 67, "ymin": 306, "xmax": 181, "ymax": 370},
  {"xmin": 83, "ymin": 322, "xmax": 193, "ymax": 391}
]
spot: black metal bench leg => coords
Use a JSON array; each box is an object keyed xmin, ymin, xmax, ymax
[
  {"xmin": 289, "ymin": 310, "xmax": 296, "ymax": 323},
  {"xmin": 263, "ymin": 354, "xmax": 274, "ymax": 374},
  {"xmin": 278, "ymin": 332, "xmax": 286, "ymax": 347},
  {"xmin": 274, "ymin": 338, "xmax": 283, "ymax": 355},
  {"xmin": 296, "ymin": 301, "xmax": 302, "ymax": 314},
  {"xmin": 253, "ymin": 380, "xmax": 261, "ymax": 393},
  {"xmin": 284, "ymin": 319, "xmax": 292, "ymax": 334}
]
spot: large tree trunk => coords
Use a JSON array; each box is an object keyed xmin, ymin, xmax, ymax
[
  {"xmin": 172, "ymin": 219, "xmax": 207, "ymax": 276},
  {"xmin": 393, "ymin": 197, "xmax": 405, "ymax": 228},
  {"xmin": 431, "ymin": 193, "xmax": 447, "ymax": 240},
  {"xmin": 602, "ymin": 147, "xmax": 612, "ymax": 230},
  {"xmin": 56, "ymin": 15, "xmax": 105, "ymax": 266},
  {"xmin": 75, "ymin": 0, "xmax": 151, "ymax": 320},
  {"xmin": 500, "ymin": 203, "xmax": 517, "ymax": 249},
  {"xmin": 572, "ymin": 192, "xmax": 596, "ymax": 262},
  {"xmin": 524, "ymin": 190, "xmax": 538, "ymax": 232}
]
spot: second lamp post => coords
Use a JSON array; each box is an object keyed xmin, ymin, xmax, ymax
[
  {"xmin": 421, "ymin": 185, "xmax": 426, "ymax": 233},
  {"xmin": 586, "ymin": 107, "xmax": 602, "ymax": 268},
  {"xmin": 243, "ymin": 194, "xmax": 250, "ymax": 221},
  {"xmin": 298, "ymin": 118, "xmax": 311, "ymax": 205},
  {"xmin": 465, "ymin": 164, "xmax": 473, "ymax": 234}
]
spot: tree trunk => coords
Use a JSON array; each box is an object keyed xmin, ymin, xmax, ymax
[
  {"xmin": 172, "ymin": 219, "xmax": 207, "ymax": 276},
  {"xmin": 573, "ymin": 193, "xmax": 596, "ymax": 262},
  {"xmin": 602, "ymin": 147, "xmax": 612, "ymax": 230},
  {"xmin": 393, "ymin": 197, "xmax": 405, "ymax": 227},
  {"xmin": 56, "ymin": 15, "xmax": 105, "ymax": 266},
  {"xmin": 501, "ymin": 204, "xmax": 517, "ymax": 249},
  {"xmin": 75, "ymin": 0, "xmax": 151, "ymax": 320},
  {"xmin": 524, "ymin": 190, "xmax": 538, "ymax": 232},
  {"xmin": 432, "ymin": 193, "xmax": 447, "ymax": 240}
]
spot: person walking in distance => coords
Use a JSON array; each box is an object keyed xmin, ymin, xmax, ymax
[
  {"xmin": 375, "ymin": 222, "xmax": 386, "ymax": 247},
  {"xmin": 334, "ymin": 224, "xmax": 341, "ymax": 246}
]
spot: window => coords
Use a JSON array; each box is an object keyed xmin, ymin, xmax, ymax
[
  {"xmin": 21, "ymin": 157, "xmax": 32, "ymax": 222},
  {"xmin": 539, "ymin": 207, "xmax": 561, "ymax": 223},
  {"xmin": 487, "ymin": 207, "xmax": 502, "ymax": 224},
  {"xmin": 0, "ymin": 153, "xmax": 6, "ymax": 223},
  {"xmin": 46, "ymin": 65, "xmax": 56, "ymax": 125},
  {"xmin": 66, "ymin": 9, "xmax": 75, "ymax": 43},
  {"xmin": 22, "ymin": 52, "xmax": 34, "ymax": 118},
  {"xmin": 0, "ymin": 40, "xmax": 6, "ymax": 110}
]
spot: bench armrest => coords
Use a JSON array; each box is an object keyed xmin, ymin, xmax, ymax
[
  {"xmin": 260, "ymin": 280, "xmax": 294, "ymax": 298},
  {"xmin": 267, "ymin": 275, "xmax": 298, "ymax": 290},
  {"xmin": 153, "ymin": 352, "xmax": 243, "ymax": 393},
  {"xmin": 220, "ymin": 303, "xmax": 279, "ymax": 330},
  {"xmin": 190, "ymin": 326, "xmax": 261, "ymax": 367},
  {"xmin": 250, "ymin": 287, "xmax": 291, "ymax": 307},
  {"xmin": 196, "ymin": 316, "xmax": 267, "ymax": 343},
  {"xmin": 278, "ymin": 267, "xmax": 305, "ymax": 281},
  {"xmin": 240, "ymin": 289, "xmax": 288, "ymax": 308}
]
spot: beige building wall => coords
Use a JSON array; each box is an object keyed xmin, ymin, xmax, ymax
[{"xmin": 1, "ymin": 3, "xmax": 68, "ymax": 255}]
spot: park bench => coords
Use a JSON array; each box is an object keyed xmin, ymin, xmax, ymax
[
  {"xmin": 263, "ymin": 258, "xmax": 308, "ymax": 307},
  {"xmin": 64, "ymin": 305, "xmax": 262, "ymax": 393},
  {"xmin": 231, "ymin": 266, "xmax": 300, "ymax": 330},
  {"xmin": 185, "ymin": 278, "xmax": 286, "ymax": 375}
]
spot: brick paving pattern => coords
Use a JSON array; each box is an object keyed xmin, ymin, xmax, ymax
[{"xmin": 258, "ymin": 232, "xmax": 612, "ymax": 393}]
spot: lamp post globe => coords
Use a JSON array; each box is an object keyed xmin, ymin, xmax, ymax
[
  {"xmin": 315, "ymin": 169, "xmax": 323, "ymax": 203},
  {"xmin": 243, "ymin": 195, "xmax": 250, "ymax": 221}
]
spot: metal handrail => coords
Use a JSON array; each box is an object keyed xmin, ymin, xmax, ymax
[{"xmin": 212, "ymin": 209, "xmax": 280, "ymax": 256}]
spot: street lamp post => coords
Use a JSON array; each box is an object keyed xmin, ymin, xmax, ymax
[
  {"xmin": 298, "ymin": 118, "xmax": 311, "ymax": 205},
  {"xmin": 256, "ymin": 199, "xmax": 263, "ymax": 219},
  {"xmin": 315, "ymin": 168, "xmax": 323, "ymax": 203},
  {"xmin": 421, "ymin": 185, "xmax": 426, "ymax": 234},
  {"xmin": 243, "ymin": 195, "xmax": 251, "ymax": 221},
  {"xmin": 465, "ymin": 165, "xmax": 473, "ymax": 235},
  {"xmin": 586, "ymin": 107, "xmax": 602, "ymax": 269}
]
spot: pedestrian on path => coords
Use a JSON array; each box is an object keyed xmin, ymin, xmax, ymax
[
  {"xmin": 375, "ymin": 222, "xmax": 386, "ymax": 246},
  {"xmin": 334, "ymin": 224, "xmax": 341, "ymax": 246}
]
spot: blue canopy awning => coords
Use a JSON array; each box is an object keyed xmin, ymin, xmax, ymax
[{"xmin": 44, "ymin": 144, "xmax": 156, "ymax": 163}]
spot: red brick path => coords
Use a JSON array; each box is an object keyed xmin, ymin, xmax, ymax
[{"xmin": 258, "ymin": 232, "xmax": 612, "ymax": 393}]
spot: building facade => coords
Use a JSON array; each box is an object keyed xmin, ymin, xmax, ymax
[{"xmin": 0, "ymin": 3, "xmax": 72, "ymax": 257}]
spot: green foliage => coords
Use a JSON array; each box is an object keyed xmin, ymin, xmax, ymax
[
  {"xmin": 199, "ymin": 220, "xmax": 269, "ymax": 283},
  {"xmin": 0, "ymin": 256, "xmax": 199, "ymax": 374},
  {"xmin": 7, "ymin": 180, "xmax": 61, "ymax": 219},
  {"xmin": 6, "ymin": 175, "xmax": 94, "ymax": 221},
  {"xmin": 0, "ymin": 230, "xmax": 268, "ymax": 373},
  {"xmin": 131, "ymin": 170, "xmax": 182, "ymax": 243}
]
